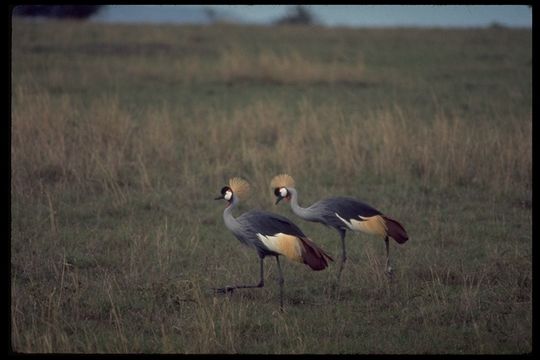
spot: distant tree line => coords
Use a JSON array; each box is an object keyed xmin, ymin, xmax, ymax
[
  {"xmin": 13, "ymin": 5, "xmax": 103, "ymax": 19},
  {"xmin": 12, "ymin": 5, "xmax": 318, "ymax": 25},
  {"xmin": 274, "ymin": 5, "xmax": 318, "ymax": 26}
]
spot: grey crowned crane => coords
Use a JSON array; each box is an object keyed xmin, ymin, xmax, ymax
[
  {"xmin": 271, "ymin": 174, "xmax": 408, "ymax": 282},
  {"xmin": 214, "ymin": 177, "xmax": 333, "ymax": 310}
]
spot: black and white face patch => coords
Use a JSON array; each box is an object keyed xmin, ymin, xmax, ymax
[
  {"xmin": 275, "ymin": 187, "xmax": 288, "ymax": 198},
  {"xmin": 220, "ymin": 186, "xmax": 233, "ymax": 201}
]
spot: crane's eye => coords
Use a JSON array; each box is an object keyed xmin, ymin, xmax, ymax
[{"xmin": 279, "ymin": 188, "xmax": 288, "ymax": 197}]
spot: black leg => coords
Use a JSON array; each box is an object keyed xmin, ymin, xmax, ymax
[
  {"xmin": 336, "ymin": 229, "xmax": 347, "ymax": 283},
  {"xmin": 213, "ymin": 256, "xmax": 265, "ymax": 294},
  {"xmin": 275, "ymin": 256, "xmax": 284, "ymax": 311},
  {"xmin": 384, "ymin": 236, "xmax": 393, "ymax": 278},
  {"xmin": 257, "ymin": 255, "xmax": 264, "ymax": 287}
]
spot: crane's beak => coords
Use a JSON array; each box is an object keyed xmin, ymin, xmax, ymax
[
  {"xmin": 214, "ymin": 195, "xmax": 224, "ymax": 200},
  {"xmin": 275, "ymin": 196, "xmax": 283, "ymax": 205}
]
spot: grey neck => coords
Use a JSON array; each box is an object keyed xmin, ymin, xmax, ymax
[
  {"xmin": 288, "ymin": 188, "xmax": 316, "ymax": 220},
  {"xmin": 223, "ymin": 196, "xmax": 241, "ymax": 233}
]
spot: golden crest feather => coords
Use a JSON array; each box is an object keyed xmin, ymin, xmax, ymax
[
  {"xmin": 270, "ymin": 174, "xmax": 295, "ymax": 189},
  {"xmin": 228, "ymin": 177, "xmax": 250, "ymax": 200}
]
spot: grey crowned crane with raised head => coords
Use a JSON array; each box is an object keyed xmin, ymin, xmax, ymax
[
  {"xmin": 214, "ymin": 177, "xmax": 333, "ymax": 310},
  {"xmin": 271, "ymin": 174, "xmax": 408, "ymax": 281}
]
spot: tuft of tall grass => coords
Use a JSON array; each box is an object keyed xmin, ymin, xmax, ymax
[
  {"xmin": 11, "ymin": 84, "xmax": 179, "ymax": 204},
  {"xmin": 178, "ymin": 99, "xmax": 530, "ymax": 200},
  {"xmin": 12, "ymin": 80, "xmax": 529, "ymax": 207}
]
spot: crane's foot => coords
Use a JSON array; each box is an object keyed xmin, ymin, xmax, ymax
[
  {"xmin": 212, "ymin": 286, "xmax": 235, "ymax": 294},
  {"xmin": 384, "ymin": 266, "xmax": 394, "ymax": 279}
]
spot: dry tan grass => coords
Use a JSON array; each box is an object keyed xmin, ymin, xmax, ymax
[
  {"xmin": 12, "ymin": 87, "xmax": 530, "ymax": 207},
  {"xmin": 11, "ymin": 84, "xmax": 179, "ymax": 204},
  {"xmin": 180, "ymin": 99, "xmax": 531, "ymax": 198}
]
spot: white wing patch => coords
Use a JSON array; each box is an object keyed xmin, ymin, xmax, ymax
[{"xmin": 335, "ymin": 213, "xmax": 353, "ymax": 229}]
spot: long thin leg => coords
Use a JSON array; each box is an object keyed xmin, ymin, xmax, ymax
[
  {"xmin": 275, "ymin": 256, "xmax": 284, "ymax": 311},
  {"xmin": 213, "ymin": 256, "xmax": 265, "ymax": 294},
  {"xmin": 336, "ymin": 229, "xmax": 347, "ymax": 283},
  {"xmin": 257, "ymin": 255, "xmax": 264, "ymax": 286},
  {"xmin": 384, "ymin": 236, "xmax": 393, "ymax": 277}
]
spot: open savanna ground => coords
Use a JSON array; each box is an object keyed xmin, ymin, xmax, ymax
[{"xmin": 11, "ymin": 19, "xmax": 531, "ymax": 353}]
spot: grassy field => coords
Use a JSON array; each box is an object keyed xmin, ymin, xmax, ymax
[{"xmin": 11, "ymin": 19, "xmax": 531, "ymax": 353}]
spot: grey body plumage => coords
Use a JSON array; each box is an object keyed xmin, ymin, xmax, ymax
[
  {"xmin": 293, "ymin": 192, "xmax": 382, "ymax": 230},
  {"xmin": 223, "ymin": 197, "xmax": 306, "ymax": 258},
  {"xmin": 215, "ymin": 177, "xmax": 332, "ymax": 311},
  {"xmin": 272, "ymin": 175, "xmax": 408, "ymax": 282}
]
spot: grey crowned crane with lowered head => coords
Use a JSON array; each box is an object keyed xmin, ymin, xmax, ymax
[
  {"xmin": 214, "ymin": 177, "xmax": 333, "ymax": 310},
  {"xmin": 271, "ymin": 174, "xmax": 408, "ymax": 282}
]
